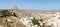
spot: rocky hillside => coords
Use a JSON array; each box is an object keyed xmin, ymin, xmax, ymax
[
  {"xmin": 0, "ymin": 10, "xmax": 26, "ymax": 27},
  {"xmin": 0, "ymin": 6, "xmax": 57, "ymax": 27}
]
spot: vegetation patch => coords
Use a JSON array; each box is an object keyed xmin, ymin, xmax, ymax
[
  {"xmin": 0, "ymin": 10, "xmax": 17, "ymax": 18},
  {"xmin": 32, "ymin": 17, "xmax": 40, "ymax": 26}
]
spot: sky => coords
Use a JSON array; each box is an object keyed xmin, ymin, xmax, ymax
[{"xmin": 0, "ymin": 0, "xmax": 60, "ymax": 10}]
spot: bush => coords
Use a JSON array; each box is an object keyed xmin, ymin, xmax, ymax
[
  {"xmin": 32, "ymin": 17, "xmax": 40, "ymax": 26},
  {"xmin": 0, "ymin": 10, "xmax": 18, "ymax": 18},
  {"xmin": 11, "ymin": 13, "xmax": 17, "ymax": 17},
  {"xmin": 40, "ymin": 19, "xmax": 43, "ymax": 22}
]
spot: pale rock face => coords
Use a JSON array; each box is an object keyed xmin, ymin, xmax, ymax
[
  {"xmin": 44, "ymin": 14, "xmax": 60, "ymax": 27},
  {"xmin": 0, "ymin": 25, "xmax": 2, "ymax": 27},
  {"xmin": 35, "ymin": 25, "xmax": 38, "ymax": 27},
  {"xmin": 21, "ymin": 18, "xmax": 31, "ymax": 27},
  {"xmin": 7, "ymin": 19, "xmax": 12, "ymax": 21}
]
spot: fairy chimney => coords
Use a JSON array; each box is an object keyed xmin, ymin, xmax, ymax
[{"xmin": 12, "ymin": 6, "xmax": 18, "ymax": 10}]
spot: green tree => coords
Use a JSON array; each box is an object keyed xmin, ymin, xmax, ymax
[
  {"xmin": 32, "ymin": 17, "xmax": 40, "ymax": 26},
  {"xmin": 0, "ymin": 10, "xmax": 11, "ymax": 17},
  {"xmin": 0, "ymin": 10, "xmax": 18, "ymax": 18}
]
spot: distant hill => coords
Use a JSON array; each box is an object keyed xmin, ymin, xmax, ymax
[{"xmin": 23, "ymin": 9, "xmax": 60, "ymax": 13}]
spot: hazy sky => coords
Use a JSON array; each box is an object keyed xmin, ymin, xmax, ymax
[{"xmin": 0, "ymin": 0, "xmax": 60, "ymax": 10}]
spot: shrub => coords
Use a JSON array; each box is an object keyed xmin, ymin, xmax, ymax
[
  {"xmin": 11, "ymin": 13, "xmax": 17, "ymax": 17},
  {"xmin": 32, "ymin": 17, "xmax": 40, "ymax": 26},
  {"xmin": 0, "ymin": 10, "xmax": 17, "ymax": 18}
]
